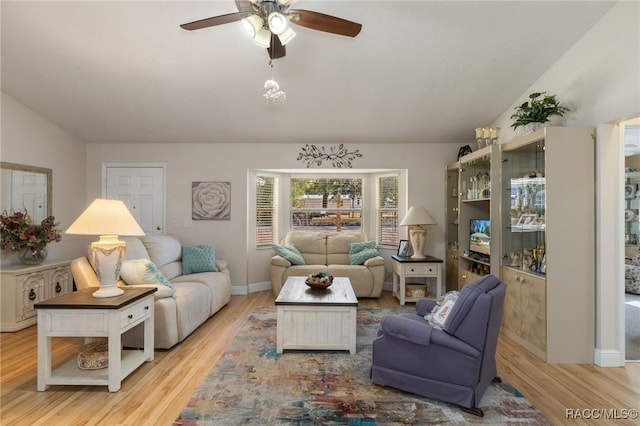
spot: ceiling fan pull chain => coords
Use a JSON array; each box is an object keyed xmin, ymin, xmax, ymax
[{"xmin": 264, "ymin": 59, "xmax": 286, "ymax": 104}]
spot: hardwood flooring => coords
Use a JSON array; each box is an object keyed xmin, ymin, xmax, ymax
[{"xmin": 1, "ymin": 290, "xmax": 639, "ymax": 425}]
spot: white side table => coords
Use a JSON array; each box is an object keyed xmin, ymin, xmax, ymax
[
  {"xmin": 35, "ymin": 287, "xmax": 155, "ymax": 392},
  {"xmin": 391, "ymin": 255, "xmax": 443, "ymax": 305}
]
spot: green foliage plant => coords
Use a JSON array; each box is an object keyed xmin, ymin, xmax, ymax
[{"xmin": 510, "ymin": 92, "xmax": 569, "ymax": 129}]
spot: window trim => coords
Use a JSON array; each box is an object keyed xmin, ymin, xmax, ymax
[{"xmin": 251, "ymin": 169, "xmax": 406, "ymax": 250}]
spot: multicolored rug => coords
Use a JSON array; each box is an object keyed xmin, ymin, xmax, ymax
[{"xmin": 174, "ymin": 306, "xmax": 549, "ymax": 425}]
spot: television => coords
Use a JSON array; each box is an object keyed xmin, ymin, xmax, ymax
[{"xmin": 469, "ymin": 219, "xmax": 491, "ymax": 256}]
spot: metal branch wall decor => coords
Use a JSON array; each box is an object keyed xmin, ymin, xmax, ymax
[{"xmin": 297, "ymin": 144, "xmax": 363, "ymax": 168}]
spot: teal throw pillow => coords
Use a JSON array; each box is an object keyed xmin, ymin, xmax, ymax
[
  {"xmin": 272, "ymin": 243, "xmax": 306, "ymax": 265},
  {"xmin": 182, "ymin": 245, "xmax": 218, "ymax": 274},
  {"xmin": 349, "ymin": 240, "xmax": 379, "ymax": 265},
  {"xmin": 120, "ymin": 259, "xmax": 174, "ymax": 289}
]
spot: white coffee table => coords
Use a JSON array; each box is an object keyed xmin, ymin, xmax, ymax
[{"xmin": 275, "ymin": 276, "xmax": 358, "ymax": 354}]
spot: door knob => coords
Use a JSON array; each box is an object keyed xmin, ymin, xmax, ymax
[{"xmin": 156, "ymin": 226, "xmax": 161, "ymax": 231}]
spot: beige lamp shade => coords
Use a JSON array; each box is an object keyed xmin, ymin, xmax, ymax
[
  {"xmin": 399, "ymin": 206, "xmax": 436, "ymax": 227},
  {"xmin": 66, "ymin": 199, "xmax": 145, "ymax": 236},
  {"xmin": 66, "ymin": 199, "xmax": 144, "ymax": 298}
]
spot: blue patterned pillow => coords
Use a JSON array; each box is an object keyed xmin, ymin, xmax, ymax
[
  {"xmin": 272, "ymin": 244, "xmax": 305, "ymax": 265},
  {"xmin": 349, "ymin": 240, "xmax": 379, "ymax": 265},
  {"xmin": 182, "ymin": 245, "xmax": 218, "ymax": 274}
]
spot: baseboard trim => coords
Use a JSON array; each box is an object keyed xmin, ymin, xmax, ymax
[
  {"xmin": 231, "ymin": 281, "xmax": 272, "ymax": 296},
  {"xmin": 594, "ymin": 348, "xmax": 626, "ymax": 367}
]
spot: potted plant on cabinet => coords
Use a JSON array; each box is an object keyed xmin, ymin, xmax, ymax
[{"xmin": 510, "ymin": 91, "xmax": 569, "ymax": 134}]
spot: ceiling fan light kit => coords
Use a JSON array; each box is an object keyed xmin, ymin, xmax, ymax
[
  {"xmin": 253, "ymin": 28, "xmax": 272, "ymax": 48},
  {"xmin": 180, "ymin": 0, "xmax": 362, "ymax": 60},
  {"xmin": 241, "ymin": 13, "xmax": 263, "ymax": 37},
  {"xmin": 277, "ymin": 26, "xmax": 296, "ymax": 45},
  {"xmin": 267, "ymin": 12, "xmax": 288, "ymax": 34}
]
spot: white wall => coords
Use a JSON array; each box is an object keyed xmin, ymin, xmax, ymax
[
  {"xmin": 0, "ymin": 92, "xmax": 88, "ymax": 261},
  {"xmin": 490, "ymin": 1, "xmax": 640, "ymax": 366},
  {"xmin": 86, "ymin": 142, "xmax": 459, "ymax": 292}
]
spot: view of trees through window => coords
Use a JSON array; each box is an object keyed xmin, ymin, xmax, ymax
[
  {"xmin": 290, "ymin": 178, "xmax": 363, "ymax": 231},
  {"xmin": 256, "ymin": 173, "xmax": 400, "ymax": 248}
]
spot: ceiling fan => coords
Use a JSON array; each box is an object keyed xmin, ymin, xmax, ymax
[{"xmin": 180, "ymin": 0, "xmax": 362, "ymax": 60}]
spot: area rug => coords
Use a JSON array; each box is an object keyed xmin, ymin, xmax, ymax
[
  {"xmin": 626, "ymin": 293, "xmax": 640, "ymax": 360},
  {"xmin": 174, "ymin": 306, "xmax": 549, "ymax": 425}
]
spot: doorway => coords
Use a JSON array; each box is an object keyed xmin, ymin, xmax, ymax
[
  {"xmin": 622, "ymin": 118, "xmax": 640, "ymax": 362},
  {"xmin": 103, "ymin": 164, "xmax": 166, "ymax": 235}
]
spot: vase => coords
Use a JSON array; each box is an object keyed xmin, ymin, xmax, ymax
[
  {"xmin": 19, "ymin": 246, "xmax": 48, "ymax": 265},
  {"xmin": 516, "ymin": 122, "xmax": 546, "ymax": 136}
]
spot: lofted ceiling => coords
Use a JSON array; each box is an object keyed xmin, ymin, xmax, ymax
[{"xmin": 1, "ymin": 1, "xmax": 614, "ymax": 145}]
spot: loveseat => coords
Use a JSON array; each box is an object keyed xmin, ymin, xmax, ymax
[
  {"xmin": 270, "ymin": 230, "xmax": 385, "ymax": 298},
  {"xmin": 71, "ymin": 235, "xmax": 231, "ymax": 349}
]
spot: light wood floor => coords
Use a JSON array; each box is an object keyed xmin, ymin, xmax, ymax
[{"xmin": 1, "ymin": 290, "xmax": 639, "ymax": 425}]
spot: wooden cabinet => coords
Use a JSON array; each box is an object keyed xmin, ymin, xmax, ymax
[
  {"xmin": 500, "ymin": 266, "xmax": 546, "ymax": 357},
  {"xmin": 445, "ymin": 163, "xmax": 460, "ymax": 291},
  {"xmin": 445, "ymin": 249, "xmax": 459, "ymax": 291},
  {"xmin": 1, "ymin": 260, "xmax": 72, "ymax": 332},
  {"xmin": 446, "ymin": 145, "xmax": 500, "ymax": 291},
  {"xmin": 500, "ymin": 127, "xmax": 594, "ymax": 363},
  {"xmin": 459, "ymin": 268, "xmax": 483, "ymax": 287}
]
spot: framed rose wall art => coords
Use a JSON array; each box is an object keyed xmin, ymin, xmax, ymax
[{"xmin": 192, "ymin": 181, "xmax": 231, "ymax": 220}]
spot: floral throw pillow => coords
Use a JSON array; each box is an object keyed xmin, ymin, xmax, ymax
[{"xmin": 424, "ymin": 290, "xmax": 459, "ymax": 329}]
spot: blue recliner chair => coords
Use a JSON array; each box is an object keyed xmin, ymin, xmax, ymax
[{"xmin": 371, "ymin": 275, "xmax": 506, "ymax": 416}]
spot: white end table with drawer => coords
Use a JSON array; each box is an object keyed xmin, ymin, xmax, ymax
[
  {"xmin": 35, "ymin": 287, "xmax": 156, "ymax": 392},
  {"xmin": 391, "ymin": 255, "xmax": 443, "ymax": 305}
]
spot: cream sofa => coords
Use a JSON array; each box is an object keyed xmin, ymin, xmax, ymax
[
  {"xmin": 270, "ymin": 231, "xmax": 385, "ymax": 297},
  {"xmin": 71, "ymin": 235, "xmax": 231, "ymax": 349}
]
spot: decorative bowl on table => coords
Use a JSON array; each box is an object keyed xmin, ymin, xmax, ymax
[{"xmin": 305, "ymin": 272, "xmax": 334, "ymax": 289}]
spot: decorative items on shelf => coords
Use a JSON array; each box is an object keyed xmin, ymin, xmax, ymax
[
  {"xmin": 510, "ymin": 91, "xmax": 569, "ymax": 134},
  {"xmin": 466, "ymin": 172, "xmax": 490, "ymax": 200},
  {"xmin": 474, "ymin": 127, "xmax": 500, "ymax": 150},
  {"xmin": 508, "ymin": 243, "xmax": 546, "ymax": 274},
  {"xmin": 0, "ymin": 210, "xmax": 62, "ymax": 265}
]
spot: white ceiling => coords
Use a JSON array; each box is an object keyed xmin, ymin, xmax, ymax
[{"xmin": 1, "ymin": 1, "xmax": 614, "ymax": 145}]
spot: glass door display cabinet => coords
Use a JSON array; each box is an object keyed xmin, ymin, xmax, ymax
[
  {"xmin": 625, "ymin": 172, "xmax": 640, "ymax": 261},
  {"xmin": 501, "ymin": 141, "xmax": 546, "ymax": 276},
  {"xmin": 445, "ymin": 162, "xmax": 459, "ymax": 291},
  {"xmin": 457, "ymin": 145, "xmax": 499, "ymax": 288},
  {"xmin": 499, "ymin": 127, "xmax": 594, "ymax": 364}
]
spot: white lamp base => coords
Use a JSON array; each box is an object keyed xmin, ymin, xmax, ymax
[
  {"xmin": 409, "ymin": 227, "xmax": 427, "ymax": 260},
  {"xmin": 90, "ymin": 235, "xmax": 126, "ymax": 298}
]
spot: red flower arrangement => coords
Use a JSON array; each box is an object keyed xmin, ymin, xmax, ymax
[{"xmin": 0, "ymin": 210, "xmax": 62, "ymax": 252}]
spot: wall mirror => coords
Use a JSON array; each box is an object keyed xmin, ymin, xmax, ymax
[{"xmin": 0, "ymin": 162, "xmax": 52, "ymax": 222}]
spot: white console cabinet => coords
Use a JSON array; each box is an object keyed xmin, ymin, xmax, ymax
[{"xmin": 0, "ymin": 260, "xmax": 72, "ymax": 332}]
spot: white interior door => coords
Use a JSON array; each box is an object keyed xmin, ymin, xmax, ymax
[
  {"xmin": 105, "ymin": 165, "xmax": 165, "ymax": 235},
  {"xmin": 11, "ymin": 171, "xmax": 47, "ymax": 222}
]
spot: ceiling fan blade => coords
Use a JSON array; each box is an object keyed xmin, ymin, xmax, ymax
[
  {"xmin": 235, "ymin": 0, "xmax": 255, "ymax": 14},
  {"xmin": 180, "ymin": 11, "xmax": 252, "ymax": 31},
  {"xmin": 268, "ymin": 33, "xmax": 286, "ymax": 59},
  {"xmin": 289, "ymin": 9, "xmax": 362, "ymax": 37}
]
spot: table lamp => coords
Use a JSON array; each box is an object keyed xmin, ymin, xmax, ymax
[
  {"xmin": 66, "ymin": 199, "xmax": 145, "ymax": 298},
  {"xmin": 399, "ymin": 206, "xmax": 436, "ymax": 259}
]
